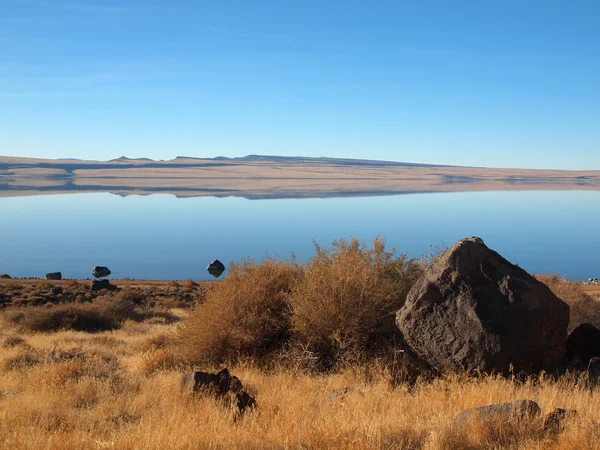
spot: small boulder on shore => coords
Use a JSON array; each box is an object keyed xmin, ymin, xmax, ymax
[
  {"xmin": 396, "ymin": 237, "xmax": 570, "ymax": 375},
  {"xmin": 452, "ymin": 399, "xmax": 541, "ymax": 428},
  {"xmin": 45, "ymin": 272, "xmax": 62, "ymax": 280},
  {"xmin": 91, "ymin": 279, "xmax": 111, "ymax": 292},
  {"xmin": 566, "ymin": 323, "xmax": 600, "ymax": 365},
  {"xmin": 180, "ymin": 368, "xmax": 242, "ymax": 395}
]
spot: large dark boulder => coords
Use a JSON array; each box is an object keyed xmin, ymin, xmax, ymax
[
  {"xmin": 396, "ymin": 237, "xmax": 570, "ymax": 374},
  {"xmin": 0, "ymin": 274, "xmax": 11, "ymax": 279},
  {"xmin": 566, "ymin": 323, "xmax": 600, "ymax": 364},
  {"xmin": 46, "ymin": 272, "xmax": 62, "ymax": 280}
]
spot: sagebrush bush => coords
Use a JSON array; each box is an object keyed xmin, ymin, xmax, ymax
[
  {"xmin": 537, "ymin": 274, "xmax": 600, "ymax": 331},
  {"xmin": 290, "ymin": 237, "xmax": 422, "ymax": 368},
  {"xmin": 177, "ymin": 238, "xmax": 423, "ymax": 370},
  {"xmin": 5, "ymin": 292, "xmax": 142, "ymax": 332},
  {"xmin": 177, "ymin": 259, "xmax": 302, "ymax": 365}
]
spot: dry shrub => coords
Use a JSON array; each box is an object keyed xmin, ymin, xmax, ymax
[
  {"xmin": 538, "ymin": 275, "xmax": 600, "ymax": 331},
  {"xmin": 291, "ymin": 237, "xmax": 422, "ymax": 368},
  {"xmin": 2, "ymin": 335, "xmax": 27, "ymax": 348},
  {"xmin": 177, "ymin": 259, "xmax": 301, "ymax": 365},
  {"xmin": 141, "ymin": 349, "xmax": 182, "ymax": 375},
  {"xmin": 4, "ymin": 294, "xmax": 140, "ymax": 332},
  {"xmin": 3, "ymin": 347, "xmax": 43, "ymax": 371}
]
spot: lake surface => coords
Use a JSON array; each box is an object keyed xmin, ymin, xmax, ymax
[{"xmin": 1, "ymin": 191, "xmax": 599, "ymax": 281}]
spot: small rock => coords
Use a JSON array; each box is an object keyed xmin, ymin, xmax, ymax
[
  {"xmin": 452, "ymin": 400, "xmax": 541, "ymax": 428},
  {"xmin": 91, "ymin": 279, "xmax": 111, "ymax": 292},
  {"xmin": 207, "ymin": 260, "xmax": 226, "ymax": 279},
  {"xmin": 45, "ymin": 272, "xmax": 62, "ymax": 280},
  {"xmin": 51, "ymin": 287, "xmax": 63, "ymax": 295},
  {"xmin": 180, "ymin": 368, "xmax": 243, "ymax": 395},
  {"xmin": 566, "ymin": 323, "xmax": 600, "ymax": 364},
  {"xmin": 92, "ymin": 266, "xmax": 111, "ymax": 278},
  {"xmin": 236, "ymin": 391, "xmax": 257, "ymax": 413},
  {"xmin": 543, "ymin": 408, "xmax": 577, "ymax": 435}
]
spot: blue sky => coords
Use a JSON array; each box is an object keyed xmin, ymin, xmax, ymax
[{"xmin": 1, "ymin": 0, "xmax": 599, "ymax": 169}]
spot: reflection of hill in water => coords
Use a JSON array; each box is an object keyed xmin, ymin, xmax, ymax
[{"xmin": 1, "ymin": 155, "xmax": 600, "ymax": 199}]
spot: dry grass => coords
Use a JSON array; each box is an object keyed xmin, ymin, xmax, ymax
[
  {"xmin": 1, "ymin": 315, "xmax": 600, "ymax": 449},
  {"xmin": 537, "ymin": 275, "xmax": 600, "ymax": 331},
  {"xmin": 1, "ymin": 260, "xmax": 600, "ymax": 448}
]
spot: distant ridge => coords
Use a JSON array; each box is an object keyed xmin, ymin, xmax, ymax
[
  {"xmin": 110, "ymin": 156, "xmax": 154, "ymax": 162},
  {"xmin": 176, "ymin": 154, "xmax": 447, "ymax": 168}
]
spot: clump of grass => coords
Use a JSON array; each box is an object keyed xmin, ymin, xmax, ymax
[
  {"xmin": 538, "ymin": 275, "xmax": 600, "ymax": 331},
  {"xmin": 291, "ymin": 237, "xmax": 422, "ymax": 369},
  {"xmin": 2, "ymin": 335, "xmax": 27, "ymax": 348},
  {"xmin": 177, "ymin": 259, "xmax": 302, "ymax": 365},
  {"xmin": 3, "ymin": 348, "xmax": 43, "ymax": 371},
  {"xmin": 140, "ymin": 349, "xmax": 182, "ymax": 375},
  {"xmin": 4, "ymin": 293, "xmax": 141, "ymax": 332}
]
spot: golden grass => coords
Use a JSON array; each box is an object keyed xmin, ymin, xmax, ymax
[
  {"xmin": 2, "ymin": 317, "xmax": 600, "ymax": 449},
  {"xmin": 2, "ymin": 274, "xmax": 600, "ymax": 449},
  {"xmin": 1, "ymin": 307, "xmax": 600, "ymax": 448}
]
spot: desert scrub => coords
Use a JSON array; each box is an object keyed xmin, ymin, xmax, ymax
[
  {"xmin": 177, "ymin": 258, "xmax": 302, "ymax": 365},
  {"xmin": 291, "ymin": 237, "xmax": 422, "ymax": 369},
  {"xmin": 177, "ymin": 238, "xmax": 422, "ymax": 370}
]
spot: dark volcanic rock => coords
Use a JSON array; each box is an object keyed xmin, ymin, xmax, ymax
[
  {"xmin": 51, "ymin": 286, "xmax": 63, "ymax": 295},
  {"xmin": 566, "ymin": 323, "xmax": 600, "ymax": 364},
  {"xmin": 453, "ymin": 399, "xmax": 541, "ymax": 428},
  {"xmin": 206, "ymin": 260, "xmax": 226, "ymax": 278},
  {"xmin": 46, "ymin": 272, "xmax": 62, "ymax": 280},
  {"xmin": 543, "ymin": 408, "xmax": 577, "ymax": 435},
  {"xmin": 91, "ymin": 279, "xmax": 111, "ymax": 292},
  {"xmin": 236, "ymin": 391, "xmax": 257, "ymax": 413},
  {"xmin": 92, "ymin": 266, "xmax": 111, "ymax": 278},
  {"xmin": 0, "ymin": 274, "xmax": 11, "ymax": 279},
  {"xmin": 180, "ymin": 368, "xmax": 243, "ymax": 395},
  {"xmin": 396, "ymin": 237, "xmax": 570, "ymax": 374}
]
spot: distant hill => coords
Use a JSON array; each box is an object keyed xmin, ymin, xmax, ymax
[{"xmin": 176, "ymin": 154, "xmax": 446, "ymax": 168}]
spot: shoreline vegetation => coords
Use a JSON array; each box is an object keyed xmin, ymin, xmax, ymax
[
  {"xmin": 1, "ymin": 238, "xmax": 600, "ymax": 449},
  {"xmin": 2, "ymin": 155, "xmax": 600, "ymax": 199}
]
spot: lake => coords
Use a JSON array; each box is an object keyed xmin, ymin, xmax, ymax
[{"xmin": 1, "ymin": 191, "xmax": 599, "ymax": 281}]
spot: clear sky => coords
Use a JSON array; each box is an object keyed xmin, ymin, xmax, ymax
[{"xmin": 1, "ymin": 0, "xmax": 599, "ymax": 169}]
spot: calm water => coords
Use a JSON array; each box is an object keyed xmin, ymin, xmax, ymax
[{"xmin": 1, "ymin": 191, "xmax": 599, "ymax": 281}]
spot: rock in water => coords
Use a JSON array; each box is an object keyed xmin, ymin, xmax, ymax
[
  {"xmin": 396, "ymin": 237, "xmax": 570, "ymax": 374},
  {"xmin": 206, "ymin": 260, "xmax": 226, "ymax": 278},
  {"xmin": 92, "ymin": 266, "xmax": 111, "ymax": 278},
  {"xmin": 91, "ymin": 279, "xmax": 111, "ymax": 292},
  {"xmin": 46, "ymin": 272, "xmax": 62, "ymax": 280}
]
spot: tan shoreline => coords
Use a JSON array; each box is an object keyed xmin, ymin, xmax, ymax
[{"xmin": 2, "ymin": 155, "xmax": 600, "ymax": 198}]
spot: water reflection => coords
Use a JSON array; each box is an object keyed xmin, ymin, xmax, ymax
[{"xmin": 1, "ymin": 191, "xmax": 598, "ymax": 280}]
